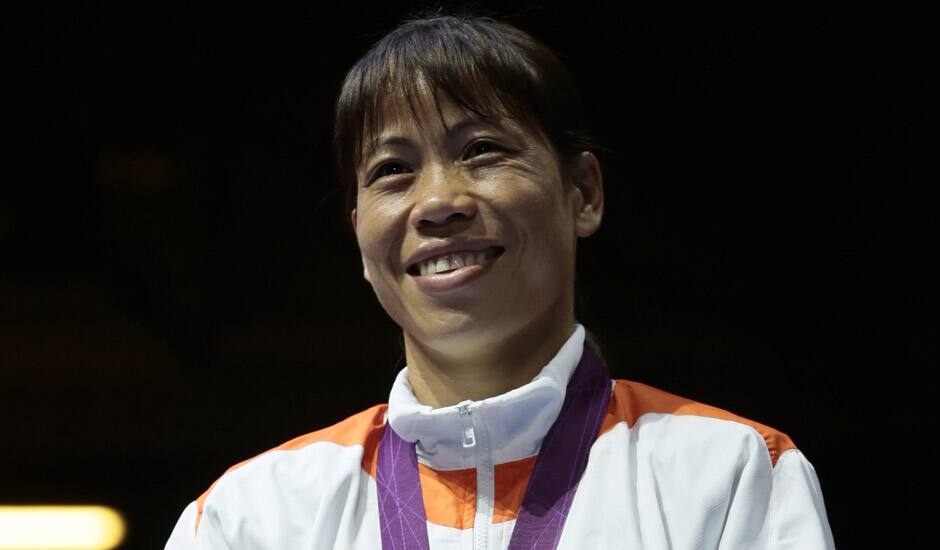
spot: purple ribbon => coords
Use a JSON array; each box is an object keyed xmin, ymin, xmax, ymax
[{"xmin": 377, "ymin": 344, "xmax": 611, "ymax": 550}]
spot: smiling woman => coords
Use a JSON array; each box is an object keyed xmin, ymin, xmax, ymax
[
  {"xmin": 166, "ymin": 12, "xmax": 835, "ymax": 550},
  {"xmin": 350, "ymin": 92, "xmax": 601, "ymax": 407}
]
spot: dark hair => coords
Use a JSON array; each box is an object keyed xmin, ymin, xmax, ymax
[{"xmin": 333, "ymin": 12, "xmax": 598, "ymax": 217}]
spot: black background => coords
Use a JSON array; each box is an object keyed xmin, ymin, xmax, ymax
[{"xmin": 3, "ymin": 3, "xmax": 935, "ymax": 548}]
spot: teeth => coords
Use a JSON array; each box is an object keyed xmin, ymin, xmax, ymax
[{"xmin": 416, "ymin": 248, "xmax": 496, "ymax": 276}]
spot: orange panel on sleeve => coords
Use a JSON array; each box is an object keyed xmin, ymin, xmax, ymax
[
  {"xmin": 194, "ymin": 404, "xmax": 387, "ymax": 535},
  {"xmin": 599, "ymin": 379, "xmax": 797, "ymax": 466}
]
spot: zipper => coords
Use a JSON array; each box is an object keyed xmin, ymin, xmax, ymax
[
  {"xmin": 458, "ymin": 402, "xmax": 494, "ymax": 550},
  {"xmin": 458, "ymin": 403, "xmax": 476, "ymax": 448}
]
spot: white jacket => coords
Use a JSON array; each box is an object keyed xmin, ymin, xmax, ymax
[{"xmin": 166, "ymin": 325, "xmax": 835, "ymax": 549}]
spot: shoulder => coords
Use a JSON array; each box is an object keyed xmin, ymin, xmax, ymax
[
  {"xmin": 601, "ymin": 379, "xmax": 797, "ymax": 467},
  {"xmin": 204, "ymin": 403, "xmax": 387, "ymax": 485},
  {"xmin": 193, "ymin": 404, "xmax": 387, "ymax": 533}
]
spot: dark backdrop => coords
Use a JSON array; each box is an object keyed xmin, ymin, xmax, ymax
[{"xmin": 3, "ymin": 3, "xmax": 935, "ymax": 547}]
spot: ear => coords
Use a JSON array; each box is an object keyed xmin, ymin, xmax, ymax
[
  {"xmin": 350, "ymin": 208, "xmax": 372, "ymax": 283},
  {"xmin": 569, "ymin": 151, "xmax": 604, "ymax": 238}
]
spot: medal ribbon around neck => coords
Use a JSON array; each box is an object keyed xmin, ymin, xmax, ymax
[{"xmin": 376, "ymin": 343, "xmax": 612, "ymax": 549}]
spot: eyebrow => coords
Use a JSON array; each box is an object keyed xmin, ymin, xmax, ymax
[{"xmin": 360, "ymin": 117, "xmax": 499, "ymax": 166}]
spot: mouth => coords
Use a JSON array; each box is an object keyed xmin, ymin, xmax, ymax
[{"xmin": 407, "ymin": 246, "xmax": 505, "ymax": 277}]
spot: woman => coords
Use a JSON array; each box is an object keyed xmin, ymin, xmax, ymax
[{"xmin": 167, "ymin": 13, "xmax": 834, "ymax": 549}]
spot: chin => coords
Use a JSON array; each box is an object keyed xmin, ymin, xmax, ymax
[{"xmin": 404, "ymin": 311, "xmax": 504, "ymax": 352}]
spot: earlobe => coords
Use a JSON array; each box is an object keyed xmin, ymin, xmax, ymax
[{"xmin": 571, "ymin": 151, "xmax": 604, "ymax": 238}]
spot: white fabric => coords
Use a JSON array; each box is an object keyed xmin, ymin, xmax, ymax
[
  {"xmin": 387, "ymin": 324, "xmax": 585, "ymax": 470},
  {"xmin": 165, "ymin": 323, "xmax": 835, "ymax": 549}
]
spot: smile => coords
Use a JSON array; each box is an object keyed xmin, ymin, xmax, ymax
[
  {"xmin": 406, "ymin": 245, "xmax": 505, "ymax": 293},
  {"xmin": 407, "ymin": 246, "xmax": 505, "ymax": 277}
]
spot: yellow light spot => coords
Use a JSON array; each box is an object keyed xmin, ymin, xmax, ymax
[{"xmin": 0, "ymin": 506, "xmax": 125, "ymax": 549}]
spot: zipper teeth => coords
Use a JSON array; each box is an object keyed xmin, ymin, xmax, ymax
[
  {"xmin": 472, "ymin": 413, "xmax": 494, "ymax": 550},
  {"xmin": 458, "ymin": 403, "xmax": 494, "ymax": 550}
]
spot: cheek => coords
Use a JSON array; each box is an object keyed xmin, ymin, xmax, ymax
[
  {"xmin": 354, "ymin": 212, "xmax": 413, "ymax": 333},
  {"xmin": 357, "ymin": 224, "xmax": 395, "ymax": 275},
  {"xmin": 355, "ymin": 200, "xmax": 403, "ymax": 262},
  {"xmin": 507, "ymin": 189, "xmax": 577, "ymax": 271},
  {"xmin": 495, "ymin": 184, "xmax": 573, "ymax": 243},
  {"xmin": 355, "ymin": 217, "xmax": 410, "ymax": 320}
]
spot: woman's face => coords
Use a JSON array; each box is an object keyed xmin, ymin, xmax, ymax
[{"xmin": 352, "ymin": 91, "xmax": 601, "ymax": 356}]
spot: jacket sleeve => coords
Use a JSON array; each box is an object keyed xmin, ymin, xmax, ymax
[
  {"xmin": 165, "ymin": 499, "xmax": 236, "ymax": 550},
  {"xmin": 164, "ymin": 501, "xmax": 198, "ymax": 550},
  {"xmin": 719, "ymin": 445, "xmax": 836, "ymax": 549},
  {"xmin": 764, "ymin": 449, "xmax": 835, "ymax": 549}
]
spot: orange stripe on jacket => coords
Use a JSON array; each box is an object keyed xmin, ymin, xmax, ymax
[
  {"xmin": 193, "ymin": 378, "xmax": 795, "ymax": 535},
  {"xmin": 193, "ymin": 404, "xmax": 387, "ymax": 535},
  {"xmin": 192, "ymin": 401, "xmax": 536, "ymax": 533},
  {"xmin": 417, "ymin": 455, "xmax": 538, "ymax": 529},
  {"xmin": 391, "ymin": 379, "xmax": 796, "ymax": 530},
  {"xmin": 416, "ymin": 378, "xmax": 800, "ymax": 529},
  {"xmin": 600, "ymin": 379, "xmax": 797, "ymax": 466}
]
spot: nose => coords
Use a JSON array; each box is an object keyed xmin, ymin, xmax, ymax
[{"xmin": 409, "ymin": 164, "xmax": 477, "ymax": 233}]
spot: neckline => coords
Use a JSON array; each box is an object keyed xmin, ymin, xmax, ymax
[
  {"xmin": 386, "ymin": 324, "xmax": 586, "ymax": 470},
  {"xmin": 377, "ymin": 336, "xmax": 612, "ymax": 550}
]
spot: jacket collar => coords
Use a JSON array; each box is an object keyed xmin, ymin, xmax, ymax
[{"xmin": 386, "ymin": 324, "xmax": 585, "ymax": 470}]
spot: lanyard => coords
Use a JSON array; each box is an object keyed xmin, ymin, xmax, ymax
[{"xmin": 376, "ymin": 344, "xmax": 611, "ymax": 550}]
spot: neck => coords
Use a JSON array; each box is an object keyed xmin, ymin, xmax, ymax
[{"xmin": 404, "ymin": 312, "xmax": 576, "ymax": 408}]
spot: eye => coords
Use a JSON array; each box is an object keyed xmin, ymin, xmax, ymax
[
  {"xmin": 463, "ymin": 140, "xmax": 504, "ymax": 160},
  {"xmin": 369, "ymin": 161, "xmax": 411, "ymax": 184}
]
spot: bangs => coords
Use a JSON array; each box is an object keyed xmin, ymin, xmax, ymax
[
  {"xmin": 334, "ymin": 14, "xmax": 591, "ymax": 216},
  {"xmin": 333, "ymin": 15, "xmax": 597, "ymax": 219},
  {"xmin": 359, "ymin": 48, "xmax": 531, "ymax": 166}
]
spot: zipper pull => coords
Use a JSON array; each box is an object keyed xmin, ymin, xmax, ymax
[{"xmin": 457, "ymin": 403, "xmax": 476, "ymax": 448}]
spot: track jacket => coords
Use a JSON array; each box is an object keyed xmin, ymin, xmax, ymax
[{"xmin": 166, "ymin": 325, "xmax": 835, "ymax": 549}]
